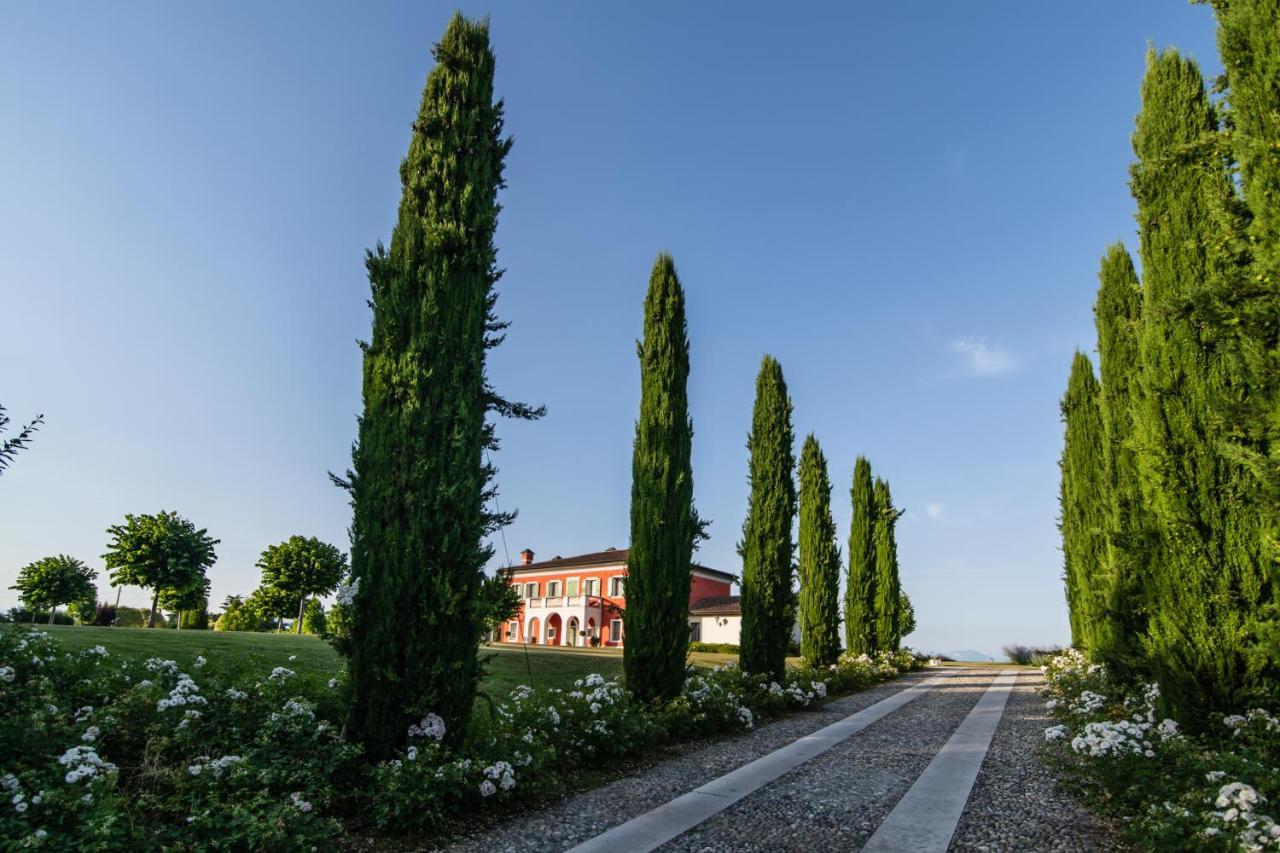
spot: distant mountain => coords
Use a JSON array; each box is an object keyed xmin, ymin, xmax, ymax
[{"xmin": 948, "ymin": 649, "xmax": 1007, "ymax": 663}]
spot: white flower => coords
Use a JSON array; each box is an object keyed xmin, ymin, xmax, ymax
[
  {"xmin": 408, "ymin": 712, "xmax": 446, "ymax": 742},
  {"xmin": 187, "ymin": 765, "xmax": 203, "ymax": 776},
  {"xmin": 268, "ymin": 667, "xmax": 295, "ymax": 682},
  {"xmin": 406, "ymin": 746, "xmax": 418, "ymax": 761},
  {"xmin": 34, "ymin": 830, "xmax": 47, "ymax": 840},
  {"xmin": 1216, "ymin": 782, "xmax": 1263, "ymax": 812},
  {"xmin": 81, "ymin": 726, "xmax": 100, "ymax": 743},
  {"xmin": 288, "ymin": 655, "xmax": 297, "ymax": 662},
  {"xmin": 1155, "ymin": 719, "xmax": 1180, "ymax": 741},
  {"xmin": 545, "ymin": 707, "xmax": 561, "ymax": 727},
  {"xmin": 1207, "ymin": 770, "xmax": 1227, "ymax": 782},
  {"xmin": 737, "ymin": 706, "xmax": 754, "ymax": 729},
  {"xmin": 1223, "ymin": 714, "xmax": 1248, "ymax": 732},
  {"xmin": 0, "ymin": 666, "xmax": 18, "ymax": 683},
  {"xmin": 1044, "ymin": 724, "xmax": 1068, "ymax": 742},
  {"xmin": 14, "ymin": 801, "xmax": 27, "ymax": 813},
  {"xmin": 327, "ymin": 679, "xmax": 339, "ymax": 690},
  {"xmin": 193, "ymin": 656, "xmax": 206, "ymax": 668},
  {"xmin": 289, "ymin": 791, "xmax": 312, "ymax": 813},
  {"xmin": 479, "ymin": 780, "xmax": 496, "ymax": 798},
  {"xmin": 584, "ymin": 673, "xmax": 605, "ymax": 688},
  {"xmin": 590, "ymin": 702, "xmax": 601, "ymax": 714},
  {"xmin": 58, "ymin": 746, "xmax": 117, "ymax": 784},
  {"xmin": 334, "ymin": 577, "xmax": 361, "ymax": 606}
]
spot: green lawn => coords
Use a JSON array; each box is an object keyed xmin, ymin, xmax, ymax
[{"xmin": 29, "ymin": 626, "xmax": 749, "ymax": 696}]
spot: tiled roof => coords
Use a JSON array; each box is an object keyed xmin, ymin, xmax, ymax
[
  {"xmin": 508, "ymin": 547, "xmax": 734, "ymax": 581},
  {"xmin": 689, "ymin": 595, "xmax": 741, "ymax": 615}
]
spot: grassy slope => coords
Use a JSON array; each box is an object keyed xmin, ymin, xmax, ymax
[{"xmin": 32, "ymin": 626, "xmax": 745, "ymax": 696}]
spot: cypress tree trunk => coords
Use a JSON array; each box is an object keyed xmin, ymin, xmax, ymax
[
  {"xmin": 738, "ymin": 355, "xmax": 796, "ymax": 680},
  {"xmin": 1092, "ymin": 245, "xmax": 1148, "ymax": 673},
  {"xmin": 345, "ymin": 15, "xmax": 513, "ymax": 755},
  {"xmin": 844, "ymin": 456, "xmax": 877, "ymax": 655},
  {"xmin": 1130, "ymin": 47, "xmax": 1270, "ymax": 715},
  {"xmin": 872, "ymin": 478, "xmax": 902, "ymax": 652},
  {"xmin": 625, "ymin": 253, "xmax": 696, "ymax": 702},
  {"xmin": 1059, "ymin": 352, "xmax": 1108, "ymax": 652},
  {"xmin": 798, "ymin": 435, "xmax": 841, "ymax": 667}
]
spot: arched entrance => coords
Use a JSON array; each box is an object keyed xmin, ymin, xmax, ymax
[
  {"xmin": 567, "ymin": 616, "xmax": 580, "ymax": 646},
  {"xmin": 586, "ymin": 617, "xmax": 596, "ymax": 645},
  {"xmin": 527, "ymin": 616, "xmax": 540, "ymax": 644},
  {"xmin": 546, "ymin": 613, "xmax": 563, "ymax": 646}
]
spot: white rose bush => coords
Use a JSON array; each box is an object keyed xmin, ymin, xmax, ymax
[
  {"xmin": 0, "ymin": 627, "xmax": 921, "ymax": 847},
  {"xmin": 1040, "ymin": 649, "xmax": 1280, "ymax": 850}
]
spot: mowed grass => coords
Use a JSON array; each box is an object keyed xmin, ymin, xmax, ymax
[{"xmin": 32, "ymin": 626, "xmax": 734, "ymax": 696}]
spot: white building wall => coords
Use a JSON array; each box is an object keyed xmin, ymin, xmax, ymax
[{"xmin": 694, "ymin": 614, "xmax": 741, "ymax": 645}]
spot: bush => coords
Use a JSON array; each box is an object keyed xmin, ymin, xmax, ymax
[
  {"xmin": 688, "ymin": 642, "xmax": 740, "ymax": 654},
  {"xmin": 1040, "ymin": 649, "xmax": 1280, "ymax": 849},
  {"xmin": 0, "ymin": 608, "xmax": 73, "ymax": 626},
  {"xmin": 1002, "ymin": 643, "xmax": 1065, "ymax": 665},
  {"xmin": 90, "ymin": 604, "xmax": 117, "ymax": 627}
]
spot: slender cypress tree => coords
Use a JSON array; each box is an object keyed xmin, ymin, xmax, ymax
[
  {"xmin": 625, "ymin": 253, "xmax": 696, "ymax": 702},
  {"xmin": 343, "ymin": 15, "xmax": 538, "ymax": 755},
  {"xmin": 1093, "ymin": 244, "xmax": 1148, "ymax": 672},
  {"xmin": 1130, "ymin": 47, "xmax": 1270, "ymax": 714},
  {"xmin": 798, "ymin": 434, "xmax": 841, "ymax": 667},
  {"xmin": 1059, "ymin": 352, "xmax": 1108, "ymax": 651},
  {"xmin": 844, "ymin": 456, "xmax": 877, "ymax": 655},
  {"xmin": 738, "ymin": 355, "xmax": 796, "ymax": 680},
  {"xmin": 872, "ymin": 478, "xmax": 902, "ymax": 652}
]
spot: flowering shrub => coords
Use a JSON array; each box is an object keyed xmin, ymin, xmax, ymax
[
  {"xmin": 1040, "ymin": 649, "xmax": 1280, "ymax": 850},
  {"xmin": 0, "ymin": 627, "xmax": 923, "ymax": 847}
]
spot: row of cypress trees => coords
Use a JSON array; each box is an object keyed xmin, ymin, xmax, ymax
[
  {"xmin": 844, "ymin": 457, "xmax": 904, "ymax": 657},
  {"xmin": 1060, "ymin": 0, "xmax": 1279, "ymax": 720}
]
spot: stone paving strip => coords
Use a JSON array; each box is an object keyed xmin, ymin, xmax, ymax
[
  {"xmin": 949, "ymin": 672, "xmax": 1126, "ymax": 852},
  {"xmin": 861, "ymin": 671, "xmax": 1018, "ymax": 852},
  {"xmin": 442, "ymin": 669, "xmax": 971, "ymax": 853},
  {"xmin": 657, "ymin": 669, "xmax": 1000, "ymax": 852},
  {"xmin": 566, "ymin": 671, "xmax": 962, "ymax": 853}
]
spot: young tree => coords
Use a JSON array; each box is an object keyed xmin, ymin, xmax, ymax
[
  {"xmin": 625, "ymin": 253, "xmax": 698, "ymax": 702},
  {"xmin": 10, "ymin": 555, "xmax": 97, "ymax": 625},
  {"xmin": 899, "ymin": 590, "xmax": 917, "ymax": 639},
  {"xmin": 738, "ymin": 355, "xmax": 796, "ymax": 680},
  {"xmin": 160, "ymin": 577, "xmax": 211, "ymax": 630},
  {"xmin": 102, "ymin": 511, "xmax": 217, "ymax": 628},
  {"xmin": 1093, "ymin": 244, "xmax": 1148, "ymax": 673},
  {"xmin": 844, "ymin": 456, "xmax": 877, "ymax": 655},
  {"xmin": 256, "ymin": 536, "xmax": 348, "ymax": 634},
  {"xmin": 301, "ymin": 599, "xmax": 327, "ymax": 635},
  {"xmin": 477, "ymin": 568, "xmax": 521, "ymax": 640},
  {"xmin": 215, "ymin": 595, "xmax": 267, "ymax": 632},
  {"xmin": 339, "ymin": 14, "xmax": 540, "ymax": 755},
  {"xmin": 1130, "ymin": 48, "xmax": 1271, "ymax": 714},
  {"xmin": 872, "ymin": 478, "xmax": 903, "ymax": 652},
  {"xmin": 798, "ymin": 434, "xmax": 841, "ymax": 667},
  {"xmin": 0, "ymin": 403, "xmax": 43, "ymax": 477},
  {"xmin": 1059, "ymin": 353, "xmax": 1108, "ymax": 651}
]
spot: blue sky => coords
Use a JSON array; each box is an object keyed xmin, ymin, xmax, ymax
[{"xmin": 0, "ymin": 2, "xmax": 1221, "ymax": 656}]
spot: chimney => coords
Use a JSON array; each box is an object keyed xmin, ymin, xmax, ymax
[{"xmin": 519, "ymin": 548, "xmax": 535, "ymax": 566}]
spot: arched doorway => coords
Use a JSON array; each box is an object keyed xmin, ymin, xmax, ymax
[
  {"xmin": 527, "ymin": 616, "xmax": 540, "ymax": 644},
  {"xmin": 586, "ymin": 618, "xmax": 596, "ymax": 645},
  {"xmin": 567, "ymin": 616, "xmax": 580, "ymax": 646},
  {"xmin": 546, "ymin": 613, "xmax": 563, "ymax": 646}
]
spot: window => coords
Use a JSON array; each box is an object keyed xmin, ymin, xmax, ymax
[
  {"xmin": 566, "ymin": 578, "xmax": 579, "ymax": 596},
  {"xmin": 524, "ymin": 582, "xmax": 539, "ymax": 599},
  {"xmin": 507, "ymin": 621, "xmax": 518, "ymax": 640},
  {"xmin": 584, "ymin": 578, "xmax": 600, "ymax": 597},
  {"xmin": 689, "ymin": 621, "xmax": 701, "ymax": 642},
  {"xmin": 609, "ymin": 576, "xmax": 625, "ymax": 597},
  {"xmin": 547, "ymin": 580, "xmax": 562, "ymax": 597},
  {"xmin": 547, "ymin": 625, "xmax": 557, "ymax": 639},
  {"xmin": 609, "ymin": 619, "xmax": 623, "ymax": 641}
]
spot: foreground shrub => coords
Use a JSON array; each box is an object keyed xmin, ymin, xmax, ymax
[{"xmin": 1040, "ymin": 649, "xmax": 1280, "ymax": 850}]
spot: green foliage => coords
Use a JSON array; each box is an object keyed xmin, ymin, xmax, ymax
[
  {"xmin": 10, "ymin": 555, "xmax": 97, "ymax": 624},
  {"xmin": 341, "ymin": 14, "xmax": 541, "ymax": 756},
  {"xmin": 687, "ymin": 641, "xmax": 740, "ymax": 654},
  {"xmin": 844, "ymin": 456, "xmax": 877, "ymax": 655},
  {"xmin": 0, "ymin": 403, "xmax": 43, "ymax": 477},
  {"xmin": 476, "ymin": 568, "xmax": 520, "ymax": 638},
  {"xmin": 214, "ymin": 596, "xmax": 268, "ymax": 633},
  {"xmin": 625, "ymin": 252, "xmax": 697, "ymax": 702},
  {"xmin": 256, "ymin": 536, "xmax": 348, "ymax": 634},
  {"xmin": 102, "ymin": 511, "xmax": 218, "ymax": 629},
  {"xmin": 1092, "ymin": 244, "xmax": 1148, "ymax": 675},
  {"xmin": 899, "ymin": 590, "xmax": 916, "ymax": 638},
  {"xmin": 738, "ymin": 355, "xmax": 796, "ymax": 680},
  {"xmin": 161, "ymin": 576, "xmax": 210, "ymax": 630},
  {"xmin": 1059, "ymin": 353, "xmax": 1108, "ymax": 651},
  {"xmin": 1130, "ymin": 47, "xmax": 1273, "ymax": 715},
  {"xmin": 872, "ymin": 478, "xmax": 903, "ymax": 652},
  {"xmin": 797, "ymin": 435, "xmax": 841, "ymax": 667},
  {"xmin": 248, "ymin": 584, "xmax": 296, "ymax": 631},
  {"xmin": 301, "ymin": 599, "xmax": 327, "ymax": 635}
]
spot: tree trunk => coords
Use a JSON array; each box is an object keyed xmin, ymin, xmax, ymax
[
  {"xmin": 148, "ymin": 591, "xmax": 159, "ymax": 628},
  {"xmin": 176, "ymin": 611, "xmax": 183, "ymax": 630},
  {"xmin": 296, "ymin": 596, "xmax": 307, "ymax": 634},
  {"xmin": 113, "ymin": 586, "xmax": 123, "ymax": 627},
  {"xmin": 47, "ymin": 607, "xmax": 55, "ymax": 626}
]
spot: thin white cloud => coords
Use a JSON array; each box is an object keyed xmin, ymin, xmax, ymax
[
  {"xmin": 950, "ymin": 337, "xmax": 1019, "ymax": 376},
  {"xmin": 925, "ymin": 503, "xmax": 944, "ymax": 520}
]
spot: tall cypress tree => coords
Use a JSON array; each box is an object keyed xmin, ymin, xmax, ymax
[
  {"xmin": 1130, "ymin": 47, "xmax": 1270, "ymax": 714},
  {"xmin": 798, "ymin": 434, "xmax": 841, "ymax": 667},
  {"xmin": 625, "ymin": 253, "xmax": 696, "ymax": 702},
  {"xmin": 844, "ymin": 456, "xmax": 877, "ymax": 655},
  {"xmin": 1093, "ymin": 244, "xmax": 1147, "ymax": 672},
  {"xmin": 872, "ymin": 478, "xmax": 902, "ymax": 652},
  {"xmin": 343, "ymin": 15, "xmax": 539, "ymax": 755},
  {"xmin": 1059, "ymin": 352, "xmax": 1108, "ymax": 651},
  {"xmin": 738, "ymin": 355, "xmax": 796, "ymax": 680}
]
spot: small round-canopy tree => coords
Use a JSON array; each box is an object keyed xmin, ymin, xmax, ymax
[
  {"xmin": 160, "ymin": 577, "xmax": 211, "ymax": 630},
  {"xmin": 103, "ymin": 511, "xmax": 218, "ymax": 628},
  {"xmin": 11, "ymin": 555, "xmax": 97, "ymax": 624},
  {"xmin": 256, "ymin": 536, "xmax": 348, "ymax": 634}
]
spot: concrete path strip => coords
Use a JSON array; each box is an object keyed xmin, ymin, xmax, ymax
[
  {"xmin": 861, "ymin": 670, "xmax": 1019, "ymax": 853},
  {"xmin": 565, "ymin": 670, "xmax": 962, "ymax": 853}
]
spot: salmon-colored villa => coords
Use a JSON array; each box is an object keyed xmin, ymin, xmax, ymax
[{"xmin": 495, "ymin": 547, "xmax": 737, "ymax": 647}]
